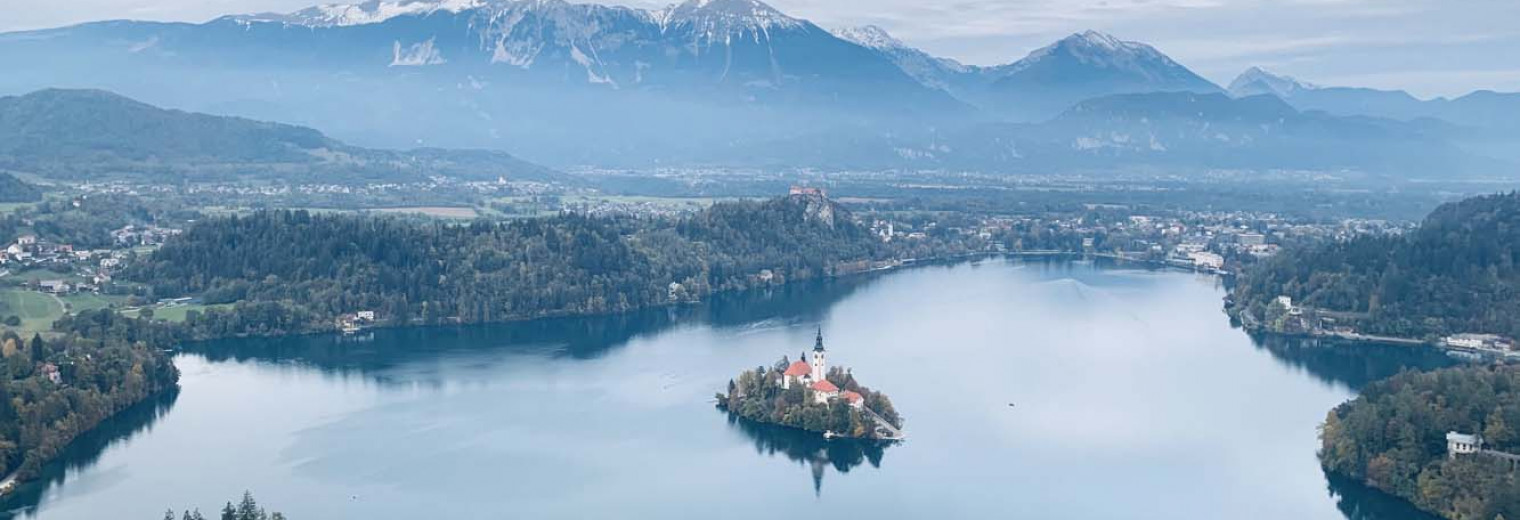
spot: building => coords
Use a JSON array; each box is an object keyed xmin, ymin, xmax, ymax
[
  {"xmin": 789, "ymin": 186, "xmax": 826, "ymax": 197},
  {"xmin": 40, "ymin": 363, "xmax": 62, "ymax": 385},
  {"xmin": 1189, "ymin": 251, "xmax": 1225, "ymax": 270},
  {"xmin": 1444, "ymin": 333, "xmax": 1512, "ymax": 351},
  {"xmin": 1447, "ymin": 431, "xmax": 1483, "ymax": 458},
  {"xmin": 39, "ymin": 280, "xmax": 70, "ymax": 294},
  {"xmin": 842, "ymin": 390, "xmax": 864, "ymax": 409},
  {"xmin": 1238, "ymin": 233, "xmax": 1266, "ymax": 246},
  {"xmin": 810, "ymin": 379, "xmax": 840, "ymax": 404}
]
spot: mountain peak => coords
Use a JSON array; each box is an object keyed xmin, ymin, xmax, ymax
[
  {"xmin": 228, "ymin": 0, "xmax": 487, "ymax": 27},
  {"xmin": 1068, "ymin": 30, "xmax": 1127, "ymax": 51},
  {"xmin": 1008, "ymin": 30, "xmax": 1186, "ymax": 75},
  {"xmin": 832, "ymin": 25, "xmax": 904, "ymax": 50},
  {"xmin": 660, "ymin": 0, "xmax": 802, "ymax": 32},
  {"xmin": 1228, "ymin": 66, "xmax": 1316, "ymax": 98}
]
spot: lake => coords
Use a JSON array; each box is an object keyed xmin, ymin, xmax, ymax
[{"xmin": 0, "ymin": 258, "xmax": 1457, "ymax": 519}]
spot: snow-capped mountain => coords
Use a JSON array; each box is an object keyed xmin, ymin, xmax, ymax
[
  {"xmin": 832, "ymin": 25, "xmax": 972, "ymax": 93},
  {"xmin": 229, "ymin": 0, "xmax": 487, "ymax": 27},
  {"xmin": 984, "ymin": 31, "xmax": 1221, "ymax": 121},
  {"xmin": 1228, "ymin": 67, "xmax": 1317, "ymax": 98}
]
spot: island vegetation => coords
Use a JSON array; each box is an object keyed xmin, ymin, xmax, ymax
[
  {"xmin": 716, "ymin": 357, "xmax": 901, "ymax": 440},
  {"xmin": 1232, "ymin": 191, "xmax": 1520, "ymax": 341},
  {"xmin": 1320, "ymin": 363, "xmax": 1520, "ymax": 520}
]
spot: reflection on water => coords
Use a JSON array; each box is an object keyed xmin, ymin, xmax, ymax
[
  {"xmin": 0, "ymin": 388, "xmax": 180, "ymax": 519},
  {"xmin": 1324, "ymin": 470, "xmax": 1443, "ymax": 520},
  {"xmin": 191, "ymin": 276, "xmax": 876, "ymax": 381},
  {"xmin": 1248, "ymin": 333, "xmax": 1457, "ymax": 391},
  {"xmin": 722, "ymin": 411, "xmax": 889, "ymax": 495}
]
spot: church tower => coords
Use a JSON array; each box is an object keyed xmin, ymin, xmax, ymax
[{"xmin": 811, "ymin": 327, "xmax": 827, "ymax": 381}]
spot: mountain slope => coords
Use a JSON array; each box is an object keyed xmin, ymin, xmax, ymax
[
  {"xmin": 744, "ymin": 91, "xmax": 1499, "ymax": 175},
  {"xmin": 0, "ymin": 173, "xmax": 42, "ymax": 202},
  {"xmin": 984, "ymin": 31, "xmax": 1221, "ymax": 121},
  {"xmin": 1227, "ymin": 67, "xmax": 1520, "ymax": 133},
  {"xmin": 0, "ymin": 89, "xmax": 560, "ymax": 183}
]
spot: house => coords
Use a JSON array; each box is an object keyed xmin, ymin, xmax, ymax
[
  {"xmin": 1447, "ymin": 431, "xmax": 1483, "ymax": 458},
  {"xmin": 17, "ymin": 235, "xmax": 36, "ymax": 246},
  {"xmin": 39, "ymin": 280, "xmax": 70, "ymax": 294},
  {"xmin": 810, "ymin": 379, "xmax": 840, "ymax": 405},
  {"xmin": 1188, "ymin": 251, "xmax": 1224, "ymax": 270},
  {"xmin": 41, "ymin": 363, "xmax": 62, "ymax": 385},
  {"xmin": 842, "ymin": 390, "xmax": 864, "ymax": 409},
  {"xmin": 356, "ymin": 311, "xmax": 377, "ymax": 322},
  {"xmin": 789, "ymin": 186, "xmax": 826, "ymax": 197}
]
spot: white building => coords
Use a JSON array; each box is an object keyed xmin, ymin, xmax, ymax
[
  {"xmin": 1189, "ymin": 251, "xmax": 1224, "ymax": 270},
  {"xmin": 1447, "ymin": 431, "xmax": 1483, "ymax": 458}
]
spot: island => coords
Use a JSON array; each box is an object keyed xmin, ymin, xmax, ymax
[{"xmin": 715, "ymin": 330, "xmax": 903, "ymax": 440}]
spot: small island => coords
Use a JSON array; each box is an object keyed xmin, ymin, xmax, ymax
[{"xmin": 716, "ymin": 330, "xmax": 903, "ymax": 440}]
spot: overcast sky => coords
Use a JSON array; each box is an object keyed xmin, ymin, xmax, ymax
[{"xmin": 3, "ymin": 0, "xmax": 1517, "ymax": 98}]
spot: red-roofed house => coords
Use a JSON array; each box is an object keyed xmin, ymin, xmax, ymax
[
  {"xmin": 782, "ymin": 360, "xmax": 813, "ymax": 389},
  {"xmin": 811, "ymin": 379, "xmax": 840, "ymax": 404},
  {"xmin": 841, "ymin": 390, "xmax": 864, "ymax": 409}
]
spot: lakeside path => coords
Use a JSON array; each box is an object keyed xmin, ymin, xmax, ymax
[{"xmin": 865, "ymin": 408, "xmax": 905, "ymax": 441}]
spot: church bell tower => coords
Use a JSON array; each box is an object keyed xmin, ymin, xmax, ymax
[{"xmin": 811, "ymin": 327, "xmax": 827, "ymax": 381}]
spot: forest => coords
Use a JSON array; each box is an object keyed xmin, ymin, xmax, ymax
[
  {"xmin": 0, "ymin": 310, "xmax": 179, "ymax": 481},
  {"xmin": 717, "ymin": 360, "xmax": 901, "ymax": 439},
  {"xmin": 1233, "ymin": 191, "xmax": 1520, "ymax": 339},
  {"xmin": 1320, "ymin": 364, "xmax": 1520, "ymax": 520},
  {"xmin": 124, "ymin": 195, "xmax": 891, "ymax": 336},
  {"xmin": 0, "ymin": 173, "xmax": 40, "ymax": 203}
]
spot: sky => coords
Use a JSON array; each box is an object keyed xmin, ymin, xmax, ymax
[{"xmin": 2, "ymin": 0, "xmax": 1517, "ymax": 98}]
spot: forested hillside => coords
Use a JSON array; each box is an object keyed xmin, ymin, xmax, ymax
[
  {"xmin": 1233, "ymin": 191, "xmax": 1520, "ymax": 339},
  {"xmin": 0, "ymin": 173, "xmax": 40, "ymax": 203},
  {"xmin": 1321, "ymin": 364, "xmax": 1520, "ymax": 519},
  {"xmin": 0, "ymin": 89, "xmax": 559, "ymax": 184},
  {"xmin": 124, "ymin": 195, "xmax": 889, "ymax": 335},
  {"xmin": 0, "ymin": 311, "xmax": 179, "ymax": 481}
]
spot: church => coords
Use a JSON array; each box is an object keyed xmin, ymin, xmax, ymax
[{"xmin": 781, "ymin": 330, "xmax": 863, "ymax": 408}]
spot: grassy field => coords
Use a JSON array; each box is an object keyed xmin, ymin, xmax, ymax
[
  {"xmin": 2, "ymin": 268, "xmax": 88, "ymax": 284},
  {"xmin": 369, "ymin": 206, "xmax": 479, "ymax": 219},
  {"xmin": 0, "ymin": 289, "xmax": 64, "ymax": 334},
  {"xmin": 60, "ymin": 292, "xmax": 129, "ymax": 314},
  {"xmin": 124, "ymin": 303, "xmax": 231, "ymax": 323},
  {"xmin": 0, "ymin": 202, "xmax": 36, "ymax": 215}
]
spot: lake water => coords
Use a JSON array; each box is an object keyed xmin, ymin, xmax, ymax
[{"xmin": 1, "ymin": 258, "xmax": 1457, "ymax": 519}]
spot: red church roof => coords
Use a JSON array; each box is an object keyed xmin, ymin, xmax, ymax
[
  {"xmin": 842, "ymin": 390, "xmax": 864, "ymax": 404},
  {"xmin": 811, "ymin": 380, "xmax": 840, "ymax": 393},
  {"xmin": 784, "ymin": 360, "xmax": 812, "ymax": 377}
]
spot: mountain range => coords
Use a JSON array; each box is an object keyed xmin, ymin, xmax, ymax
[{"xmin": 0, "ymin": 0, "xmax": 1516, "ymax": 176}]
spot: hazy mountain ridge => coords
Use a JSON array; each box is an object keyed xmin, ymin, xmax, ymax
[
  {"xmin": 0, "ymin": 89, "xmax": 561, "ymax": 184},
  {"xmin": 1228, "ymin": 66, "xmax": 1520, "ymax": 133}
]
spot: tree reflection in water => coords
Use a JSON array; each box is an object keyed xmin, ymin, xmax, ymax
[
  {"xmin": 723, "ymin": 411, "xmax": 892, "ymax": 496},
  {"xmin": 0, "ymin": 388, "xmax": 180, "ymax": 519}
]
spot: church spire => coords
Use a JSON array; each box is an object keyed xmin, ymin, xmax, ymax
[{"xmin": 814, "ymin": 327, "xmax": 825, "ymax": 352}]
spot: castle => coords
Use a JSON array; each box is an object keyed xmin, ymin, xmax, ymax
[{"xmin": 782, "ymin": 329, "xmax": 863, "ymax": 408}]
